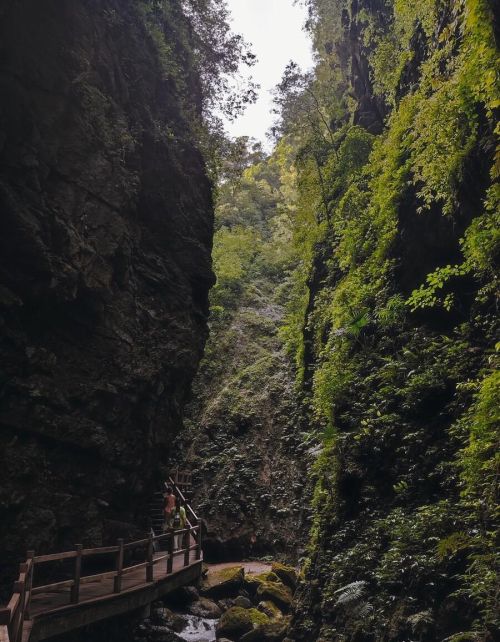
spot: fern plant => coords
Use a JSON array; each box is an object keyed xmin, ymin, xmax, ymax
[
  {"xmin": 334, "ymin": 580, "xmax": 374, "ymax": 619},
  {"xmin": 407, "ymin": 610, "xmax": 434, "ymax": 638}
]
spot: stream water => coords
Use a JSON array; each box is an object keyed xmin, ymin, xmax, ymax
[
  {"xmin": 176, "ymin": 615, "xmax": 216, "ymax": 642},
  {"xmin": 139, "ymin": 564, "xmax": 273, "ymax": 642}
]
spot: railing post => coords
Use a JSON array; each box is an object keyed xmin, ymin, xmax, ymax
[
  {"xmin": 13, "ymin": 571, "xmax": 25, "ymax": 642},
  {"xmin": 0, "ymin": 610, "xmax": 9, "ymax": 642},
  {"xmin": 183, "ymin": 530, "xmax": 190, "ymax": 567},
  {"xmin": 166, "ymin": 530, "xmax": 174, "ymax": 574},
  {"xmin": 70, "ymin": 545, "xmax": 82, "ymax": 604},
  {"xmin": 146, "ymin": 533, "xmax": 154, "ymax": 582},
  {"xmin": 114, "ymin": 539, "xmax": 124, "ymax": 593},
  {"xmin": 196, "ymin": 519, "xmax": 202, "ymax": 560},
  {"xmin": 25, "ymin": 550, "xmax": 35, "ymax": 620}
]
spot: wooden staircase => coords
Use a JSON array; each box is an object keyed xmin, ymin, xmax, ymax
[
  {"xmin": 149, "ymin": 470, "xmax": 196, "ymax": 535},
  {"xmin": 1, "ymin": 471, "xmax": 202, "ymax": 642}
]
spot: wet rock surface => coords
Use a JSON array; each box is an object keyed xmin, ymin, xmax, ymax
[
  {"xmin": 136, "ymin": 563, "xmax": 298, "ymax": 642},
  {"xmin": 0, "ymin": 0, "xmax": 213, "ymax": 585},
  {"xmin": 189, "ymin": 598, "xmax": 223, "ymax": 619}
]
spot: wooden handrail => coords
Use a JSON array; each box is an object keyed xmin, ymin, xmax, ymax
[
  {"xmin": 82, "ymin": 545, "xmax": 119, "ymax": 556},
  {"xmin": 123, "ymin": 538, "xmax": 150, "ymax": 551},
  {"xmin": 1, "ymin": 474, "xmax": 202, "ymax": 642},
  {"xmin": 34, "ymin": 551, "xmax": 77, "ymax": 564},
  {"xmin": 31, "ymin": 580, "xmax": 74, "ymax": 596},
  {"xmin": 167, "ymin": 476, "xmax": 199, "ymax": 523},
  {"xmin": 1, "ymin": 522, "xmax": 201, "ymax": 634}
]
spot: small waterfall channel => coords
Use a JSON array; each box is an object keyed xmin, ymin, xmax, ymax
[
  {"xmin": 173, "ymin": 614, "xmax": 217, "ymax": 641},
  {"xmin": 135, "ymin": 562, "xmax": 290, "ymax": 642},
  {"xmin": 136, "ymin": 607, "xmax": 218, "ymax": 642}
]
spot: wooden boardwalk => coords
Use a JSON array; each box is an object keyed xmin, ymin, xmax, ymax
[
  {"xmin": 1, "ymin": 475, "xmax": 203, "ymax": 642},
  {"xmin": 29, "ymin": 549, "xmax": 197, "ymax": 617}
]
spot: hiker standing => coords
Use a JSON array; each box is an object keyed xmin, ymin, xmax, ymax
[
  {"xmin": 163, "ymin": 485, "xmax": 176, "ymax": 531},
  {"xmin": 173, "ymin": 499, "xmax": 187, "ymax": 550}
]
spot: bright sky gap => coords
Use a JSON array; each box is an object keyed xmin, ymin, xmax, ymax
[{"xmin": 224, "ymin": 0, "xmax": 314, "ymax": 146}]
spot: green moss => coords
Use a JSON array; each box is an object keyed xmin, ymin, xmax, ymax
[
  {"xmin": 257, "ymin": 600, "xmax": 284, "ymax": 619},
  {"xmin": 201, "ymin": 566, "xmax": 244, "ymax": 599},
  {"xmin": 254, "ymin": 571, "xmax": 280, "ymax": 582},
  {"xmin": 271, "ymin": 562, "xmax": 298, "ymax": 589},
  {"xmin": 279, "ymin": 2, "xmax": 499, "ymax": 638},
  {"xmin": 216, "ymin": 606, "xmax": 270, "ymax": 638},
  {"xmin": 256, "ymin": 581, "xmax": 293, "ymax": 611},
  {"xmin": 244, "ymin": 571, "xmax": 280, "ymax": 595}
]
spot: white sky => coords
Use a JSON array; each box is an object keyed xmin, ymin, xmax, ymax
[{"xmin": 224, "ymin": 0, "xmax": 314, "ymax": 146}]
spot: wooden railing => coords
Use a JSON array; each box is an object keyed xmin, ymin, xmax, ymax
[
  {"xmin": 170, "ymin": 469, "xmax": 192, "ymax": 489},
  {"xmin": 0, "ymin": 524, "xmax": 202, "ymax": 642},
  {"xmin": 167, "ymin": 476, "xmax": 198, "ymax": 526},
  {"xmin": 0, "ymin": 552, "xmax": 34, "ymax": 642}
]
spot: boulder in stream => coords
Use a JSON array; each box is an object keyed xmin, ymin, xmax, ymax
[
  {"xmin": 271, "ymin": 563, "xmax": 298, "ymax": 590},
  {"xmin": 201, "ymin": 566, "xmax": 244, "ymax": 599},
  {"xmin": 216, "ymin": 606, "xmax": 269, "ymax": 639},
  {"xmin": 256, "ymin": 582, "xmax": 293, "ymax": 612},
  {"xmin": 189, "ymin": 597, "xmax": 223, "ymax": 619}
]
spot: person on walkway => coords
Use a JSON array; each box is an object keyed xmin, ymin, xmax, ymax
[
  {"xmin": 173, "ymin": 498, "xmax": 187, "ymax": 550},
  {"xmin": 163, "ymin": 486, "xmax": 176, "ymax": 532}
]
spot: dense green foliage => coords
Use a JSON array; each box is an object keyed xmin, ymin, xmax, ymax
[
  {"xmin": 211, "ymin": 138, "xmax": 297, "ymax": 310},
  {"xmin": 138, "ymin": 0, "xmax": 258, "ymax": 182},
  {"xmin": 278, "ymin": 1, "xmax": 499, "ymax": 640},
  {"xmin": 178, "ymin": 137, "xmax": 314, "ymax": 559},
  {"xmin": 178, "ymin": 0, "xmax": 498, "ymax": 638}
]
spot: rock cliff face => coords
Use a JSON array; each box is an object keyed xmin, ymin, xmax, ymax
[
  {"xmin": 179, "ymin": 301, "xmax": 312, "ymax": 563},
  {"xmin": 286, "ymin": 1, "xmax": 499, "ymax": 640},
  {"xmin": 0, "ymin": 0, "xmax": 214, "ymax": 586}
]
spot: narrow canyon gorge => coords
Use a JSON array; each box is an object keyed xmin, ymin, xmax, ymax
[{"xmin": 0, "ymin": 2, "xmax": 498, "ymax": 642}]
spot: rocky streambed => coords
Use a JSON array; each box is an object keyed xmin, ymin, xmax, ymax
[{"xmin": 135, "ymin": 562, "xmax": 298, "ymax": 642}]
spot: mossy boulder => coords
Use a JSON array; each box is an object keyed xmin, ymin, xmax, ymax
[
  {"xmin": 244, "ymin": 571, "xmax": 280, "ymax": 595},
  {"xmin": 234, "ymin": 595, "xmax": 252, "ymax": 609},
  {"xmin": 271, "ymin": 563, "xmax": 298, "ymax": 590},
  {"xmin": 201, "ymin": 566, "xmax": 244, "ymax": 599},
  {"xmin": 240, "ymin": 616, "xmax": 291, "ymax": 642},
  {"xmin": 256, "ymin": 581, "xmax": 293, "ymax": 612},
  {"xmin": 258, "ymin": 571, "xmax": 280, "ymax": 582},
  {"xmin": 216, "ymin": 606, "xmax": 269, "ymax": 639},
  {"xmin": 261, "ymin": 616, "xmax": 291, "ymax": 641},
  {"xmin": 257, "ymin": 600, "xmax": 283, "ymax": 619}
]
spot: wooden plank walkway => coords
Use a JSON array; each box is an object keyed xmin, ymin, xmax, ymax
[
  {"xmin": 1, "ymin": 475, "xmax": 203, "ymax": 642},
  {"xmin": 30, "ymin": 548, "xmax": 198, "ymax": 617}
]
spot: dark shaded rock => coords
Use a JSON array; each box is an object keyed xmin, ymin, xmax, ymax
[
  {"xmin": 0, "ymin": 0, "xmax": 214, "ymax": 588},
  {"xmin": 149, "ymin": 608, "xmax": 186, "ymax": 633},
  {"xmin": 261, "ymin": 617, "xmax": 291, "ymax": 641},
  {"xmin": 271, "ymin": 563, "xmax": 298, "ymax": 590},
  {"xmin": 164, "ymin": 586, "xmax": 200, "ymax": 609},
  {"xmin": 257, "ymin": 601, "xmax": 284, "ymax": 619},
  {"xmin": 144, "ymin": 626, "xmax": 185, "ymax": 642},
  {"xmin": 233, "ymin": 596, "xmax": 252, "ymax": 609},
  {"xmin": 189, "ymin": 597, "xmax": 222, "ymax": 619},
  {"xmin": 218, "ymin": 598, "xmax": 235, "ymax": 611}
]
